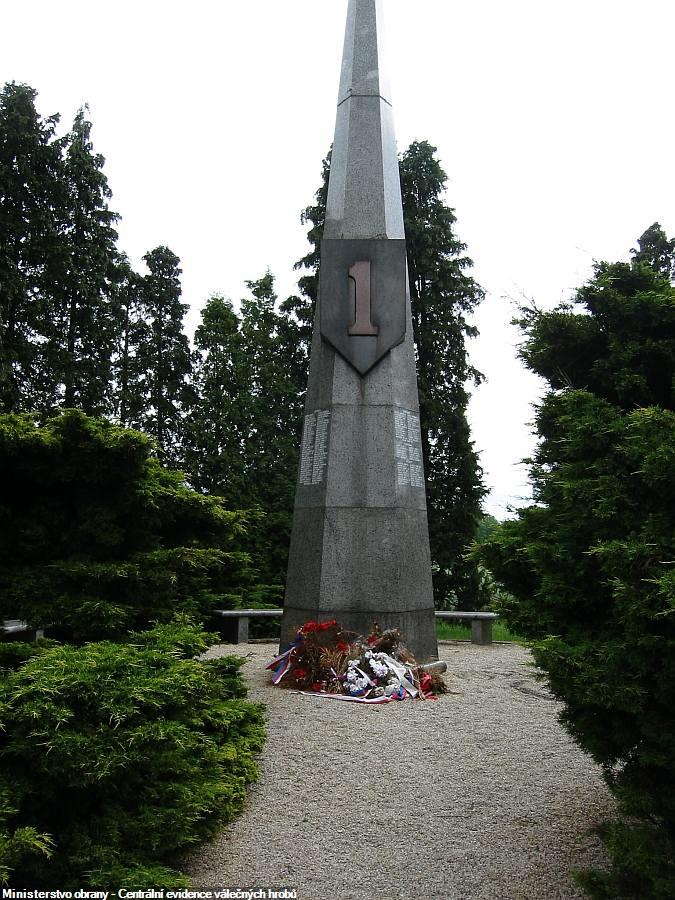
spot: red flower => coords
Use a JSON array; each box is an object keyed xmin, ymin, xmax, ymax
[
  {"xmin": 318, "ymin": 620, "xmax": 337, "ymax": 631},
  {"xmin": 367, "ymin": 635, "xmax": 378, "ymax": 646},
  {"xmin": 336, "ymin": 640, "xmax": 349, "ymax": 652},
  {"xmin": 293, "ymin": 667, "xmax": 308, "ymax": 682},
  {"xmin": 311, "ymin": 682, "xmax": 323, "ymax": 692},
  {"xmin": 301, "ymin": 621, "xmax": 319, "ymax": 634}
]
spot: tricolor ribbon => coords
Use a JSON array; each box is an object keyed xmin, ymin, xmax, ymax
[
  {"xmin": 266, "ymin": 634, "xmax": 302, "ymax": 684},
  {"xmin": 293, "ymin": 690, "xmax": 393, "ymax": 704},
  {"xmin": 379, "ymin": 653, "xmax": 419, "ymax": 698}
]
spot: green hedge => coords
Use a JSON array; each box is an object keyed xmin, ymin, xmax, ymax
[
  {"xmin": 0, "ymin": 619, "xmax": 264, "ymax": 888},
  {"xmin": 476, "ymin": 248, "xmax": 675, "ymax": 897},
  {"xmin": 0, "ymin": 411, "xmax": 256, "ymax": 642}
]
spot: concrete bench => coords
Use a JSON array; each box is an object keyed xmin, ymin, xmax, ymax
[
  {"xmin": 213, "ymin": 608, "xmax": 282, "ymax": 643},
  {"xmin": 435, "ymin": 610, "xmax": 498, "ymax": 645},
  {"xmin": 1, "ymin": 619, "xmax": 45, "ymax": 641},
  {"xmin": 213, "ymin": 608, "xmax": 498, "ymax": 646}
]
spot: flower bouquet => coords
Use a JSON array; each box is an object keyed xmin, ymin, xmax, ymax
[{"xmin": 266, "ymin": 620, "xmax": 446, "ymax": 703}]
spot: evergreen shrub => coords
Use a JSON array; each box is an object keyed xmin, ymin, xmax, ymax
[
  {"xmin": 476, "ymin": 235, "xmax": 675, "ymax": 897},
  {"xmin": 0, "ymin": 618, "xmax": 264, "ymax": 888},
  {"xmin": 0, "ymin": 410, "xmax": 255, "ymax": 641}
]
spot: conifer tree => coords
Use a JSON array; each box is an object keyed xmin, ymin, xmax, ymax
[
  {"xmin": 399, "ymin": 141, "xmax": 485, "ymax": 607},
  {"xmin": 477, "ymin": 226, "xmax": 675, "ymax": 898},
  {"xmin": 185, "ymin": 293, "xmax": 249, "ymax": 504},
  {"xmin": 0, "ymin": 409, "xmax": 255, "ymax": 641},
  {"xmin": 52, "ymin": 106, "xmax": 121, "ymax": 414},
  {"xmin": 184, "ymin": 275, "xmax": 305, "ymax": 594},
  {"xmin": 631, "ymin": 221, "xmax": 675, "ymax": 281},
  {"xmin": 133, "ymin": 246, "xmax": 194, "ymax": 464},
  {"xmin": 239, "ymin": 273, "xmax": 305, "ymax": 586},
  {"xmin": 290, "ymin": 151, "xmax": 331, "ymax": 330},
  {"xmin": 111, "ymin": 257, "xmax": 146, "ymax": 427},
  {"xmin": 1, "ymin": 87, "xmax": 122, "ymax": 417},
  {"xmin": 0, "ymin": 83, "xmax": 64, "ymax": 413}
]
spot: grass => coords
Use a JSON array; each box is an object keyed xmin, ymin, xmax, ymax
[
  {"xmin": 436, "ymin": 618, "xmax": 526, "ymax": 644},
  {"xmin": 228, "ymin": 614, "xmax": 526, "ymax": 645}
]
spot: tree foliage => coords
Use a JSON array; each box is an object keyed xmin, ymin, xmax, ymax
[
  {"xmin": 292, "ymin": 151, "xmax": 330, "ymax": 322},
  {"xmin": 399, "ymin": 141, "xmax": 486, "ymax": 607},
  {"xmin": 129, "ymin": 246, "xmax": 194, "ymax": 463},
  {"xmin": 111, "ymin": 257, "xmax": 146, "ymax": 428},
  {"xmin": 631, "ymin": 221, "xmax": 675, "ymax": 281},
  {"xmin": 185, "ymin": 274, "xmax": 306, "ymax": 598},
  {"xmin": 0, "ymin": 86, "xmax": 122, "ymax": 417},
  {"xmin": 185, "ymin": 294, "xmax": 249, "ymax": 505},
  {"xmin": 0, "ymin": 82, "xmax": 194, "ymax": 452},
  {"xmin": 0, "ymin": 83, "xmax": 268, "ymax": 889},
  {"xmin": 54, "ymin": 106, "xmax": 121, "ymax": 413},
  {"xmin": 0, "ymin": 412, "xmax": 265, "ymax": 883},
  {"xmin": 476, "ymin": 225, "xmax": 675, "ymax": 898},
  {"xmin": 0, "ymin": 83, "xmax": 64, "ymax": 413},
  {"xmin": 0, "ymin": 410, "xmax": 254, "ymax": 642},
  {"xmin": 0, "ymin": 618, "xmax": 264, "ymax": 888}
]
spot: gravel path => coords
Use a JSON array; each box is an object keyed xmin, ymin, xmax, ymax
[{"xmin": 185, "ymin": 641, "xmax": 617, "ymax": 900}]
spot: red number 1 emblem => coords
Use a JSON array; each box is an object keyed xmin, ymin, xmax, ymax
[{"xmin": 348, "ymin": 260, "xmax": 379, "ymax": 336}]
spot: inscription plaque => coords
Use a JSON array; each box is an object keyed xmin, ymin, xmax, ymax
[
  {"xmin": 394, "ymin": 409, "xmax": 424, "ymax": 488},
  {"xmin": 299, "ymin": 410, "xmax": 331, "ymax": 485}
]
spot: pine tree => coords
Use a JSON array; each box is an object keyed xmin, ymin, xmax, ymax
[
  {"xmin": 476, "ymin": 226, "xmax": 675, "ymax": 898},
  {"xmin": 631, "ymin": 221, "xmax": 675, "ymax": 281},
  {"xmin": 291, "ymin": 150, "xmax": 331, "ymax": 327},
  {"xmin": 0, "ymin": 83, "xmax": 64, "ymax": 413},
  {"xmin": 239, "ymin": 273, "xmax": 305, "ymax": 587},
  {"xmin": 399, "ymin": 141, "xmax": 486, "ymax": 608},
  {"xmin": 133, "ymin": 246, "xmax": 194, "ymax": 463},
  {"xmin": 51, "ymin": 106, "xmax": 121, "ymax": 414},
  {"xmin": 184, "ymin": 293, "xmax": 249, "ymax": 505},
  {"xmin": 184, "ymin": 275, "xmax": 306, "ymax": 595},
  {"xmin": 1, "ymin": 87, "xmax": 123, "ymax": 417},
  {"xmin": 0, "ymin": 409, "xmax": 255, "ymax": 641},
  {"xmin": 111, "ymin": 256, "xmax": 146, "ymax": 427}
]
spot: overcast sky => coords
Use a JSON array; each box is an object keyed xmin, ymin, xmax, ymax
[{"xmin": 4, "ymin": 0, "xmax": 675, "ymax": 517}]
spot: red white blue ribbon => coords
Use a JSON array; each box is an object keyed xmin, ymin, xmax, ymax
[
  {"xmin": 293, "ymin": 690, "xmax": 393, "ymax": 704},
  {"xmin": 265, "ymin": 635, "xmax": 301, "ymax": 685}
]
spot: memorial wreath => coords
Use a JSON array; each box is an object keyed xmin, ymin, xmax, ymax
[{"xmin": 267, "ymin": 620, "xmax": 446, "ymax": 703}]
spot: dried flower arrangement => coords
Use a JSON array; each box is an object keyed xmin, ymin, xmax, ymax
[{"xmin": 267, "ymin": 620, "xmax": 446, "ymax": 703}]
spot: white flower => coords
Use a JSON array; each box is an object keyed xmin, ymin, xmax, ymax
[
  {"xmin": 345, "ymin": 670, "xmax": 370, "ymax": 693},
  {"xmin": 369, "ymin": 658, "xmax": 389, "ymax": 678}
]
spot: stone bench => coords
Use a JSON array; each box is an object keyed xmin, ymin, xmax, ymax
[
  {"xmin": 1, "ymin": 619, "xmax": 45, "ymax": 641},
  {"xmin": 435, "ymin": 610, "xmax": 498, "ymax": 645},
  {"xmin": 213, "ymin": 608, "xmax": 283, "ymax": 644},
  {"xmin": 213, "ymin": 608, "xmax": 499, "ymax": 646}
]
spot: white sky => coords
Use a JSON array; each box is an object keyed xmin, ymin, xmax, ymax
[{"xmin": 4, "ymin": 0, "xmax": 675, "ymax": 518}]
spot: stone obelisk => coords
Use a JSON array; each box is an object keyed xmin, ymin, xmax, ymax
[{"xmin": 281, "ymin": 0, "xmax": 438, "ymax": 661}]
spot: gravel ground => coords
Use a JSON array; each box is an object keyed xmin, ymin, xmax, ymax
[{"xmin": 184, "ymin": 641, "xmax": 617, "ymax": 900}]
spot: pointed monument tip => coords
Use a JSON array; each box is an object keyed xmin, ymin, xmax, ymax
[
  {"xmin": 338, "ymin": 0, "xmax": 392, "ymax": 107},
  {"xmin": 325, "ymin": 0, "xmax": 403, "ymax": 240}
]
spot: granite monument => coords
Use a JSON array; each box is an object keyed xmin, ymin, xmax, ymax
[{"xmin": 280, "ymin": 0, "xmax": 438, "ymax": 661}]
